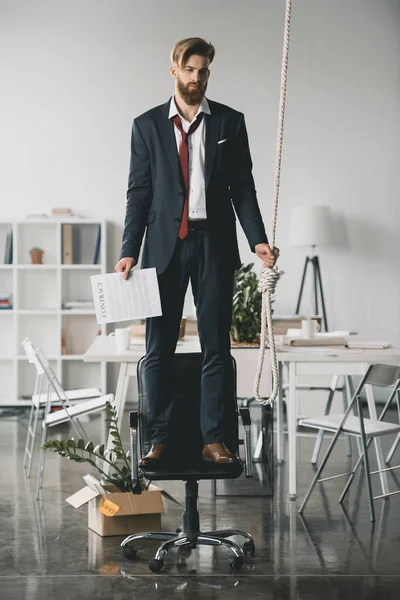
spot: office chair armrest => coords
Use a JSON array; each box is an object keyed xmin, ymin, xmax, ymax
[
  {"xmin": 239, "ymin": 408, "xmax": 253, "ymax": 478},
  {"xmin": 129, "ymin": 411, "xmax": 142, "ymax": 494}
]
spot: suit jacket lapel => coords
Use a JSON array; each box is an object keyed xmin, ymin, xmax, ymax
[
  {"xmin": 205, "ymin": 106, "xmax": 220, "ymax": 190},
  {"xmin": 157, "ymin": 100, "xmax": 185, "ymax": 191}
]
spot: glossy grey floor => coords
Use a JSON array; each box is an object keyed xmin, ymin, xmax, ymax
[{"xmin": 1, "ymin": 408, "xmax": 400, "ymax": 599}]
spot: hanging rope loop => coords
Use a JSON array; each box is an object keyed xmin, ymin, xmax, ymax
[
  {"xmin": 254, "ymin": 0, "xmax": 292, "ymax": 406},
  {"xmin": 258, "ymin": 265, "xmax": 282, "ymax": 297}
]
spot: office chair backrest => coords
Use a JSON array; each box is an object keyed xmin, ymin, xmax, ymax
[{"xmin": 137, "ymin": 352, "xmax": 238, "ymax": 466}]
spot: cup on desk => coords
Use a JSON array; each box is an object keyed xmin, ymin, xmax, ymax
[
  {"xmin": 109, "ymin": 328, "xmax": 131, "ymax": 352},
  {"xmin": 301, "ymin": 318, "xmax": 320, "ymax": 338}
]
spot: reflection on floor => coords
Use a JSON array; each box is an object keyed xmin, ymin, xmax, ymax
[{"xmin": 1, "ymin": 407, "xmax": 400, "ymax": 599}]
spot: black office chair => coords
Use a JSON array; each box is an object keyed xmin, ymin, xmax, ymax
[{"xmin": 121, "ymin": 352, "xmax": 254, "ymax": 573}]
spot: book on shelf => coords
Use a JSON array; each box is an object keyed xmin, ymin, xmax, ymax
[
  {"xmin": 93, "ymin": 224, "xmax": 101, "ymax": 264},
  {"xmin": 62, "ymin": 224, "xmax": 73, "ymax": 264},
  {"xmin": 62, "ymin": 300, "xmax": 95, "ymax": 309},
  {"xmin": 0, "ymin": 292, "xmax": 12, "ymax": 309},
  {"xmin": 3, "ymin": 231, "xmax": 13, "ymax": 264}
]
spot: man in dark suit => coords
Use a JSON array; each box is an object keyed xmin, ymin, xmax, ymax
[{"xmin": 115, "ymin": 37, "xmax": 279, "ymax": 466}]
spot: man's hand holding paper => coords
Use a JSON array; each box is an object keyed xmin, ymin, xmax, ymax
[{"xmin": 90, "ymin": 268, "xmax": 162, "ymax": 324}]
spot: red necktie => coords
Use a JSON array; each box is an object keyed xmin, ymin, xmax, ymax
[{"xmin": 172, "ymin": 113, "xmax": 204, "ymax": 239}]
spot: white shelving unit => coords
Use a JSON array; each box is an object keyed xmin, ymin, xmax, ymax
[{"xmin": 0, "ymin": 218, "xmax": 107, "ymax": 406}]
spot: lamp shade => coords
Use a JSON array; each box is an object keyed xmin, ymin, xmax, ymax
[{"xmin": 288, "ymin": 205, "xmax": 335, "ymax": 247}]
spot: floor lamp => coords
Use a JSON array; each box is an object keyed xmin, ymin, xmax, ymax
[{"xmin": 288, "ymin": 205, "xmax": 335, "ymax": 332}]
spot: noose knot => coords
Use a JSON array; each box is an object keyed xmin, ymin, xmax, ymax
[{"xmin": 258, "ymin": 266, "xmax": 284, "ymax": 296}]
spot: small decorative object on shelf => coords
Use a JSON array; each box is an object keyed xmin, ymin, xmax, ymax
[
  {"xmin": 51, "ymin": 207, "xmax": 73, "ymax": 217},
  {"xmin": 29, "ymin": 247, "xmax": 44, "ymax": 264}
]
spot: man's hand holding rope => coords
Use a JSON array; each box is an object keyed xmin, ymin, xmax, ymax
[{"xmin": 255, "ymin": 243, "xmax": 280, "ymax": 269}]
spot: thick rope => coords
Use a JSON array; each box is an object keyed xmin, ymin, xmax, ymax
[{"xmin": 254, "ymin": 0, "xmax": 292, "ymax": 405}]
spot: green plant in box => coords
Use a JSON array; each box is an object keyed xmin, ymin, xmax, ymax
[{"xmin": 42, "ymin": 400, "xmax": 145, "ymax": 493}]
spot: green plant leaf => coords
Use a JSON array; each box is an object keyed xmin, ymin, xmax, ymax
[
  {"xmin": 77, "ymin": 439, "xmax": 85, "ymax": 449},
  {"xmin": 85, "ymin": 441, "xmax": 94, "ymax": 453}
]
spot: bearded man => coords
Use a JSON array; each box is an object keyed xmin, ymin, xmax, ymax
[{"xmin": 115, "ymin": 37, "xmax": 279, "ymax": 467}]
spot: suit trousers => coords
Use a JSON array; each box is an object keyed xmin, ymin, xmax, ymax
[{"xmin": 145, "ymin": 224, "xmax": 235, "ymax": 445}]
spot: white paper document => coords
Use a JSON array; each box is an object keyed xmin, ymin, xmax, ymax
[{"xmin": 90, "ymin": 269, "xmax": 162, "ymax": 324}]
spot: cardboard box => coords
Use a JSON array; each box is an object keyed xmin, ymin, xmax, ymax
[{"xmin": 66, "ymin": 480, "xmax": 165, "ymax": 537}]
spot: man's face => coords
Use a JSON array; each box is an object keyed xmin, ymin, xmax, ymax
[{"xmin": 171, "ymin": 54, "xmax": 210, "ymax": 106}]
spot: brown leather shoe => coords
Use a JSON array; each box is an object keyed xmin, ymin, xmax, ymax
[
  {"xmin": 202, "ymin": 442, "xmax": 240, "ymax": 464},
  {"xmin": 138, "ymin": 444, "xmax": 166, "ymax": 467}
]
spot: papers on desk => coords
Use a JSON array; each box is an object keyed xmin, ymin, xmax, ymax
[
  {"xmin": 283, "ymin": 331, "xmax": 349, "ymax": 347},
  {"xmin": 345, "ymin": 337, "xmax": 391, "ymax": 349},
  {"xmin": 90, "ymin": 269, "xmax": 162, "ymax": 324}
]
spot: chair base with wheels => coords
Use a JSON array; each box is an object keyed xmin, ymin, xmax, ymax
[
  {"xmin": 120, "ymin": 352, "xmax": 255, "ymax": 572},
  {"xmin": 121, "ymin": 473, "xmax": 254, "ymax": 573}
]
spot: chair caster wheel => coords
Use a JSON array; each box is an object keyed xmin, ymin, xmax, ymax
[
  {"xmin": 121, "ymin": 545, "xmax": 137, "ymax": 560},
  {"xmin": 243, "ymin": 541, "xmax": 255, "ymax": 556},
  {"xmin": 149, "ymin": 558, "xmax": 164, "ymax": 573},
  {"xmin": 229, "ymin": 556, "xmax": 243, "ymax": 571}
]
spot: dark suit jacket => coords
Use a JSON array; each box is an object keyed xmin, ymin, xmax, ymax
[{"xmin": 120, "ymin": 97, "xmax": 268, "ymax": 274}]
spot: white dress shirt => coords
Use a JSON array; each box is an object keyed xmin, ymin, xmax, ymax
[{"xmin": 168, "ymin": 95, "xmax": 210, "ymax": 220}]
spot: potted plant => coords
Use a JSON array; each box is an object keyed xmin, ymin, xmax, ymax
[
  {"xmin": 42, "ymin": 400, "xmax": 145, "ymax": 492},
  {"xmin": 30, "ymin": 247, "xmax": 44, "ymax": 264},
  {"xmin": 231, "ymin": 263, "xmax": 273, "ymax": 346}
]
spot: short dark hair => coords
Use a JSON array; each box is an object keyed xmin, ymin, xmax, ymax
[{"xmin": 170, "ymin": 37, "xmax": 215, "ymax": 68}]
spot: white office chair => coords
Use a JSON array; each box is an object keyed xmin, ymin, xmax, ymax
[
  {"xmin": 21, "ymin": 338, "xmax": 113, "ymax": 498},
  {"xmin": 299, "ymin": 363, "xmax": 400, "ymax": 522}
]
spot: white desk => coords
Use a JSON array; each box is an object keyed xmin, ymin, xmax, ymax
[{"xmin": 276, "ymin": 346, "xmax": 400, "ymax": 498}]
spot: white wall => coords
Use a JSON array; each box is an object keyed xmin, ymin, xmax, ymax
[{"xmin": 1, "ymin": 0, "xmax": 399, "ymax": 344}]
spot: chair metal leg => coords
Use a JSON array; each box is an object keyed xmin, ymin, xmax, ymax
[
  {"xmin": 357, "ymin": 395, "xmax": 375, "ymax": 523},
  {"xmin": 202, "ymin": 529, "xmax": 255, "ymax": 545},
  {"xmin": 385, "ymin": 393, "xmax": 400, "ymax": 464},
  {"xmin": 339, "ymin": 435, "xmax": 374, "ymax": 504},
  {"xmin": 311, "ymin": 375, "xmax": 339, "ymax": 465},
  {"xmin": 196, "ymin": 535, "xmax": 245, "ymax": 559},
  {"xmin": 299, "ymin": 423, "xmax": 344, "ymax": 513},
  {"xmin": 343, "ymin": 377, "xmax": 353, "ymax": 458},
  {"xmin": 386, "ymin": 432, "xmax": 400, "ymax": 465},
  {"xmin": 121, "ymin": 531, "xmax": 177, "ymax": 549}
]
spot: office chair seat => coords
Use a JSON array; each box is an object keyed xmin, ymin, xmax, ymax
[
  {"xmin": 121, "ymin": 353, "xmax": 256, "ymax": 573},
  {"xmin": 140, "ymin": 460, "xmax": 243, "ymax": 481}
]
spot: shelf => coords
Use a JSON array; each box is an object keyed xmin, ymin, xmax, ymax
[
  {"xmin": 61, "ymin": 265, "xmax": 102, "ymax": 270},
  {"xmin": 0, "ymin": 265, "xmax": 13, "ymax": 269},
  {"xmin": 0, "ymin": 356, "xmax": 16, "ymax": 361},
  {"xmin": 16, "ymin": 218, "xmax": 104, "ymax": 225},
  {"xmin": 60, "ymin": 354, "xmax": 84, "ymax": 360},
  {"xmin": 18, "ymin": 309, "xmax": 58, "ymax": 315},
  {"xmin": 0, "ymin": 310, "xmax": 13, "ymax": 315},
  {"xmin": 17, "ymin": 354, "xmax": 58, "ymax": 361},
  {"xmin": 0, "ymin": 400, "xmax": 32, "ymax": 408},
  {"xmin": 16, "ymin": 264, "xmax": 58, "ymax": 270},
  {"xmin": 61, "ymin": 309, "xmax": 95, "ymax": 315}
]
